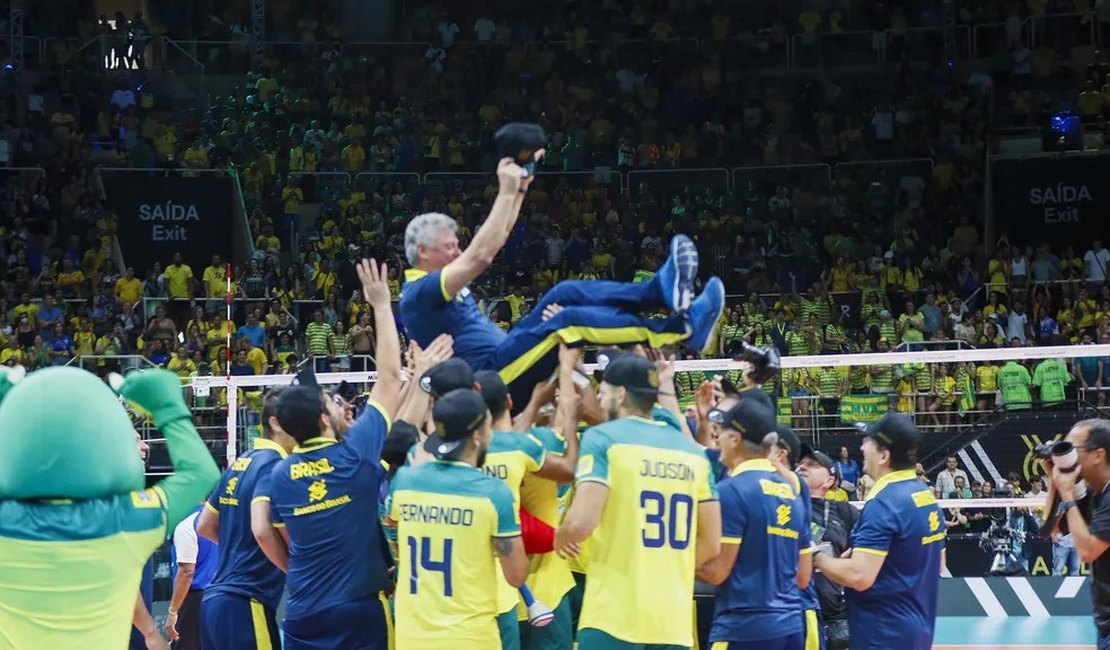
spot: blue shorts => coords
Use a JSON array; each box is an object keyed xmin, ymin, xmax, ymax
[
  {"xmin": 283, "ymin": 594, "xmax": 392, "ymax": 650},
  {"xmin": 709, "ymin": 633, "xmax": 804, "ymax": 650},
  {"xmin": 200, "ymin": 593, "xmax": 281, "ymax": 650}
]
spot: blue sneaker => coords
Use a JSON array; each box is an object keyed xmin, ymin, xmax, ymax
[
  {"xmin": 656, "ymin": 234, "xmax": 700, "ymax": 313},
  {"xmin": 687, "ymin": 277, "xmax": 725, "ymax": 354}
]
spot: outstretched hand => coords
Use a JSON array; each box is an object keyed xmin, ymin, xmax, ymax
[
  {"xmin": 415, "ymin": 334, "xmax": 454, "ymax": 377},
  {"xmin": 356, "ymin": 259, "xmax": 391, "ymax": 307},
  {"xmin": 496, "ymin": 148, "xmax": 546, "ymax": 195}
]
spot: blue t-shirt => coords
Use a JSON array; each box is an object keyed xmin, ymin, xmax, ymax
[
  {"xmin": 398, "ymin": 269, "xmax": 506, "ymax": 369},
  {"xmin": 834, "ymin": 459, "xmax": 860, "ymax": 486},
  {"xmin": 711, "ymin": 459, "xmax": 812, "ymax": 643},
  {"xmin": 846, "ymin": 469, "xmax": 945, "ymax": 650},
  {"xmin": 203, "ymin": 438, "xmax": 288, "ymax": 610},
  {"xmin": 238, "ymin": 323, "xmax": 267, "ymax": 348},
  {"xmin": 172, "ymin": 507, "xmax": 218, "ymax": 590},
  {"xmin": 269, "ymin": 401, "xmax": 392, "ymax": 618}
]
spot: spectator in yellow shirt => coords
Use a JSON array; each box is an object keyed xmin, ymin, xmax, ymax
[
  {"xmin": 56, "ymin": 258, "xmax": 86, "ymax": 298},
  {"xmin": 240, "ymin": 338, "xmax": 268, "ymax": 375},
  {"xmin": 163, "ymin": 253, "xmax": 194, "ymax": 299},
  {"xmin": 341, "ymin": 138, "xmax": 366, "ymax": 172},
  {"xmin": 114, "ymin": 263, "xmax": 143, "ymax": 303},
  {"xmin": 1, "ymin": 338, "xmax": 24, "ymax": 365},
  {"xmin": 201, "ymin": 255, "xmax": 226, "ymax": 298},
  {"xmin": 182, "ymin": 139, "xmax": 210, "ymax": 168}
]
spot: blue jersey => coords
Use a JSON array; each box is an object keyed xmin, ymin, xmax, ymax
[
  {"xmin": 399, "ymin": 269, "xmax": 506, "ymax": 368},
  {"xmin": 172, "ymin": 508, "xmax": 218, "ymax": 590},
  {"xmin": 711, "ymin": 459, "xmax": 812, "ymax": 643},
  {"xmin": 203, "ymin": 438, "xmax": 288, "ymax": 610},
  {"xmin": 847, "ymin": 469, "xmax": 944, "ymax": 650},
  {"xmin": 269, "ymin": 401, "xmax": 392, "ymax": 618}
]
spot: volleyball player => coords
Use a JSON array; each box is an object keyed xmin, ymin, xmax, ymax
[
  {"xmin": 195, "ymin": 390, "xmax": 294, "ymax": 650},
  {"xmin": 389, "ymin": 388, "xmax": 530, "ymax": 649},
  {"xmin": 476, "ymin": 343, "xmax": 581, "ymax": 650},
  {"xmin": 697, "ymin": 399, "xmax": 812, "ymax": 650},
  {"xmin": 813, "ymin": 413, "xmax": 944, "ymax": 650},
  {"xmin": 266, "ymin": 259, "xmax": 403, "ymax": 650},
  {"xmin": 555, "ymin": 354, "xmax": 721, "ymax": 650}
]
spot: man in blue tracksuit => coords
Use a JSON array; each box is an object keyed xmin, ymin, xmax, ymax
[{"xmin": 167, "ymin": 504, "xmax": 219, "ymax": 650}]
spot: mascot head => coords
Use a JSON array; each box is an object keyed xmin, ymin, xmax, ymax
[{"xmin": 0, "ymin": 366, "xmax": 144, "ymax": 499}]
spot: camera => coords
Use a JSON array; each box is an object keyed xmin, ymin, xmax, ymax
[
  {"xmin": 730, "ymin": 341, "xmax": 781, "ymax": 386},
  {"xmin": 980, "ymin": 506, "xmax": 1027, "ymax": 576},
  {"xmin": 1034, "ymin": 440, "xmax": 1079, "ymax": 473}
]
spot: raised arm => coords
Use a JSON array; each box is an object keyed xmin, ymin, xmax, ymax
[
  {"xmin": 392, "ymin": 335, "xmax": 454, "ymax": 427},
  {"xmin": 117, "ymin": 370, "xmax": 220, "ymax": 530},
  {"xmin": 533, "ymin": 344, "xmax": 581, "ymax": 483},
  {"xmin": 441, "ymin": 153, "xmax": 542, "ymax": 298},
  {"xmin": 359, "ymin": 259, "xmax": 403, "ymax": 418}
]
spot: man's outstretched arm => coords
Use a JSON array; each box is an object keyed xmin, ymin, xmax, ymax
[{"xmin": 441, "ymin": 152, "xmax": 542, "ymax": 298}]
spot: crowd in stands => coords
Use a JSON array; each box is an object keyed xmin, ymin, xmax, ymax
[{"xmin": 0, "ymin": 0, "xmax": 1108, "ymax": 437}]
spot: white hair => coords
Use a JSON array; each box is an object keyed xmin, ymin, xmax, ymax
[{"xmin": 405, "ymin": 212, "xmax": 458, "ymax": 266}]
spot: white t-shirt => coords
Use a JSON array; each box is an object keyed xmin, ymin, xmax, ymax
[
  {"xmin": 173, "ymin": 512, "xmax": 200, "ymax": 565},
  {"xmin": 1006, "ymin": 311, "xmax": 1029, "ymax": 343},
  {"xmin": 437, "ymin": 22, "xmax": 460, "ymax": 47},
  {"xmin": 1084, "ymin": 248, "xmax": 1110, "ymax": 281},
  {"xmin": 474, "ymin": 17, "xmax": 496, "ymax": 41},
  {"xmin": 111, "ymin": 89, "xmax": 136, "ymax": 110},
  {"xmin": 872, "ymin": 111, "xmax": 894, "ymax": 140}
]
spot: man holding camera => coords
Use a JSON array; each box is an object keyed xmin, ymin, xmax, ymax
[{"xmin": 1045, "ymin": 418, "xmax": 1110, "ymax": 648}]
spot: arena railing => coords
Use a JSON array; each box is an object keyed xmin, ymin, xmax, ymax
[
  {"xmin": 972, "ymin": 18, "xmax": 1032, "ymax": 59},
  {"xmin": 64, "ymin": 354, "xmax": 155, "ymax": 372},
  {"xmin": 892, "ymin": 25, "xmax": 973, "ymax": 62},
  {"xmin": 791, "ymin": 30, "xmax": 882, "ymax": 68},
  {"xmin": 190, "ymin": 343, "xmax": 1110, "ymax": 464},
  {"xmin": 628, "ymin": 167, "xmax": 730, "ymax": 199},
  {"xmin": 1031, "ymin": 12, "xmax": 1097, "ymax": 49},
  {"xmin": 699, "ymin": 34, "xmax": 790, "ymax": 70}
]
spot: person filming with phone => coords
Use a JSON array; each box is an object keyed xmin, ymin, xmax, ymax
[{"xmin": 1044, "ymin": 418, "xmax": 1110, "ymax": 649}]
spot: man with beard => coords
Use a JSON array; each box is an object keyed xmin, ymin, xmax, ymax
[
  {"xmin": 797, "ymin": 446, "xmax": 859, "ymax": 650},
  {"xmin": 266, "ymin": 259, "xmax": 403, "ymax": 650}
]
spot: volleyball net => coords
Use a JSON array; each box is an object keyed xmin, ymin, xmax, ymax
[{"xmin": 183, "ymin": 342, "xmax": 1110, "ymax": 479}]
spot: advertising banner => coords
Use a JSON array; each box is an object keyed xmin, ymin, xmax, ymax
[
  {"xmin": 838, "ymin": 394, "xmax": 889, "ymax": 423},
  {"xmin": 101, "ymin": 171, "xmax": 234, "ymax": 272},
  {"xmin": 991, "ymin": 154, "xmax": 1110, "ymax": 248}
]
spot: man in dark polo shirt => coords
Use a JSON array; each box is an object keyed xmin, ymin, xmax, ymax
[{"xmin": 1048, "ymin": 418, "xmax": 1110, "ymax": 649}]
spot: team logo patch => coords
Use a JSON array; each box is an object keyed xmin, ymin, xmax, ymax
[
  {"xmin": 577, "ymin": 455, "xmax": 594, "ymax": 477},
  {"xmin": 308, "ymin": 480, "xmax": 328, "ymax": 503},
  {"xmin": 131, "ymin": 489, "xmax": 160, "ymax": 509}
]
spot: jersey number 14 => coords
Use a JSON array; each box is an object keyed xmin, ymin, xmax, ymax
[
  {"xmin": 407, "ymin": 536, "xmax": 454, "ymax": 596},
  {"xmin": 640, "ymin": 490, "xmax": 694, "ymax": 549}
]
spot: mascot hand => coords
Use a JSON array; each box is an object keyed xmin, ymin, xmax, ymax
[
  {"xmin": 113, "ymin": 369, "xmax": 192, "ymax": 428},
  {"xmin": 0, "ymin": 365, "xmax": 25, "ymax": 405}
]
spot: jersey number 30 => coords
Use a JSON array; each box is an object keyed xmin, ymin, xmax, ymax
[
  {"xmin": 407, "ymin": 536, "xmax": 453, "ymax": 596},
  {"xmin": 640, "ymin": 490, "xmax": 694, "ymax": 549}
]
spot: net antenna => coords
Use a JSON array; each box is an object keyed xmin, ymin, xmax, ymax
[{"xmin": 191, "ymin": 343, "xmax": 1110, "ymax": 466}]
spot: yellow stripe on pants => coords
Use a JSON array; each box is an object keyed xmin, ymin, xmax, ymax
[
  {"xmin": 805, "ymin": 609, "xmax": 820, "ymax": 650},
  {"xmin": 379, "ymin": 591, "xmax": 395, "ymax": 650},
  {"xmin": 249, "ymin": 599, "xmax": 271, "ymax": 650}
]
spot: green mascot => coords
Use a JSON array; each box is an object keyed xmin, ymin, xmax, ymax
[{"xmin": 0, "ymin": 366, "xmax": 220, "ymax": 648}]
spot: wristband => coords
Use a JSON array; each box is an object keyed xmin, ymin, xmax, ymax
[
  {"xmin": 1056, "ymin": 500, "xmax": 1076, "ymax": 516},
  {"xmin": 657, "ymin": 391, "xmax": 676, "ymax": 397}
]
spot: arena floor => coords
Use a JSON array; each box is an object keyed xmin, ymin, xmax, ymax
[{"xmin": 933, "ymin": 616, "xmax": 1095, "ymax": 648}]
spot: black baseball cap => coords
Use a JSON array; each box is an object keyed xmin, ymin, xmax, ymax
[
  {"xmin": 775, "ymin": 424, "xmax": 802, "ymax": 467},
  {"xmin": 800, "ymin": 441, "xmax": 837, "ymax": 474},
  {"xmin": 474, "ymin": 370, "xmax": 509, "ymax": 416},
  {"xmin": 275, "ymin": 384, "xmax": 326, "ymax": 443},
  {"xmin": 857, "ymin": 412, "xmax": 921, "ymax": 462},
  {"xmin": 601, "ymin": 354, "xmax": 659, "ymax": 395},
  {"xmin": 707, "ymin": 398, "xmax": 777, "ymax": 445},
  {"xmin": 382, "ymin": 420, "xmax": 420, "ymax": 470},
  {"xmin": 420, "ymin": 358, "xmax": 475, "ymax": 397},
  {"xmin": 423, "ymin": 389, "xmax": 490, "ymax": 458}
]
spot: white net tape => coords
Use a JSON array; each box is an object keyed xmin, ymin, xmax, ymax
[{"xmin": 190, "ymin": 343, "xmax": 1110, "ymax": 464}]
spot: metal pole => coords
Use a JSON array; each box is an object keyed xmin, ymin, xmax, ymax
[
  {"xmin": 251, "ymin": 0, "xmax": 266, "ymax": 62},
  {"xmin": 10, "ymin": 0, "xmax": 23, "ymax": 70}
]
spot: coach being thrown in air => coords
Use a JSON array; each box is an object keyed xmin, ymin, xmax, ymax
[
  {"xmin": 812, "ymin": 413, "xmax": 945, "ymax": 650},
  {"xmin": 399, "ymin": 143, "xmax": 723, "ymax": 413}
]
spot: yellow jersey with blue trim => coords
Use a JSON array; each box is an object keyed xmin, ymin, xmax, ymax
[
  {"xmin": 268, "ymin": 400, "xmax": 392, "ymax": 618},
  {"xmin": 574, "ymin": 415, "xmax": 718, "ymax": 646},
  {"xmin": 710, "ymin": 459, "xmax": 812, "ymax": 643},
  {"xmin": 398, "ymin": 268, "xmax": 506, "ymax": 367},
  {"xmin": 846, "ymin": 469, "xmax": 945, "ymax": 650},
  {"xmin": 389, "ymin": 459, "xmax": 521, "ymax": 650},
  {"xmin": 483, "ymin": 429, "xmax": 547, "ymax": 614},
  {"xmin": 517, "ymin": 427, "xmax": 576, "ymax": 619}
]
